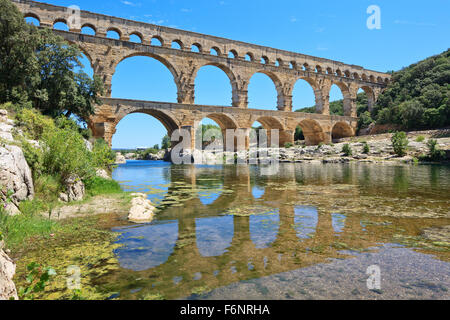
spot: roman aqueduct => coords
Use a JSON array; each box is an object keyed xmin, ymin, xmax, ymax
[{"xmin": 14, "ymin": 0, "xmax": 391, "ymax": 147}]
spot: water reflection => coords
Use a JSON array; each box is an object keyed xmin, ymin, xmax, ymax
[
  {"xmin": 196, "ymin": 216, "xmax": 234, "ymax": 257},
  {"xmin": 109, "ymin": 161, "xmax": 450, "ymax": 299}
]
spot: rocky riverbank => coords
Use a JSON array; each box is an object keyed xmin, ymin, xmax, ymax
[{"xmin": 175, "ymin": 129, "xmax": 450, "ymax": 165}]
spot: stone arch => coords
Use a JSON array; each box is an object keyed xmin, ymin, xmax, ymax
[
  {"xmin": 129, "ymin": 31, "xmax": 143, "ymax": 43},
  {"xmin": 210, "ymin": 46, "xmax": 221, "ymax": 56},
  {"xmin": 358, "ymin": 85, "xmax": 376, "ymax": 111},
  {"xmin": 191, "ymin": 43, "xmax": 202, "ymax": 53},
  {"xmin": 151, "ymin": 36, "xmax": 164, "ymax": 46},
  {"xmin": 331, "ymin": 121, "xmax": 354, "ymax": 140},
  {"xmin": 276, "ymin": 58, "xmax": 283, "ymax": 67},
  {"xmin": 335, "ymin": 69, "xmax": 342, "ymax": 77},
  {"xmin": 315, "ymin": 65, "xmax": 323, "ymax": 73},
  {"xmin": 114, "ymin": 108, "xmax": 180, "ymax": 138},
  {"xmin": 344, "ymin": 70, "xmax": 351, "ymax": 78},
  {"xmin": 106, "ymin": 27, "xmax": 122, "ymax": 39},
  {"xmin": 253, "ymin": 116, "xmax": 291, "ymax": 146},
  {"xmin": 245, "ymin": 52, "xmax": 254, "ymax": 62},
  {"xmin": 261, "ymin": 56, "xmax": 269, "ymax": 64},
  {"xmin": 195, "ymin": 62, "xmax": 238, "ymax": 105},
  {"xmin": 330, "ymin": 81, "xmax": 352, "ymax": 116},
  {"xmin": 353, "ymin": 72, "xmax": 360, "ymax": 80},
  {"xmin": 326, "ymin": 67, "xmax": 333, "ymax": 74},
  {"xmin": 53, "ymin": 17, "xmax": 68, "ymax": 25},
  {"xmin": 201, "ymin": 113, "xmax": 238, "ymax": 130},
  {"xmin": 247, "ymin": 70, "xmax": 283, "ymax": 110},
  {"xmin": 81, "ymin": 23, "xmax": 96, "ymax": 32},
  {"xmin": 293, "ymin": 77, "xmax": 323, "ymax": 113},
  {"xmin": 361, "ymin": 74, "xmax": 368, "ymax": 81},
  {"xmin": 297, "ymin": 119, "xmax": 327, "ymax": 145},
  {"xmin": 24, "ymin": 12, "xmax": 41, "ymax": 23},
  {"xmin": 369, "ymin": 75, "xmax": 375, "ymax": 82},
  {"xmin": 116, "ymin": 52, "xmax": 179, "ymax": 84},
  {"xmin": 302, "ymin": 63, "xmax": 310, "ymax": 71},
  {"xmin": 228, "ymin": 49, "xmax": 238, "ymax": 59},
  {"xmin": 171, "ymin": 39, "xmax": 184, "ymax": 50}
]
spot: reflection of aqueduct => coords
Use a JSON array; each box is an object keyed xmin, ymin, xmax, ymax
[
  {"xmin": 15, "ymin": 0, "xmax": 391, "ymax": 147},
  {"xmin": 107, "ymin": 164, "xmax": 447, "ymax": 299}
]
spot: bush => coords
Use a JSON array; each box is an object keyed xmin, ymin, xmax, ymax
[
  {"xmin": 92, "ymin": 139, "xmax": 116, "ymax": 169},
  {"xmin": 415, "ymin": 135, "xmax": 425, "ymax": 142},
  {"xmin": 41, "ymin": 126, "xmax": 94, "ymax": 181},
  {"xmin": 284, "ymin": 142, "xmax": 293, "ymax": 148},
  {"xmin": 15, "ymin": 108, "xmax": 55, "ymax": 140},
  {"xmin": 426, "ymin": 139, "xmax": 446, "ymax": 161},
  {"xmin": 362, "ymin": 142, "xmax": 370, "ymax": 154},
  {"xmin": 391, "ymin": 131, "xmax": 409, "ymax": 156},
  {"xmin": 341, "ymin": 143, "xmax": 352, "ymax": 156}
]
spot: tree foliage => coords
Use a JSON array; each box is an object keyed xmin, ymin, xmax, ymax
[{"xmin": 0, "ymin": 0, "xmax": 103, "ymax": 121}]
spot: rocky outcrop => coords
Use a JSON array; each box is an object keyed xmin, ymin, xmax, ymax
[
  {"xmin": 0, "ymin": 241, "xmax": 18, "ymax": 300},
  {"xmin": 0, "ymin": 145, "xmax": 34, "ymax": 215},
  {"xmin": 128, "ymin": 193, "xmax": 156, "ymax": 223},
  {"xmin": 95, "ymin": 168, "xmax": 111, "ymax": 179},
  {"xmin": 59, "ymin": 174, "xmax": 85, "ymax": 202},
  {"xmin": 115, "ymin": 153, "xmax": 126, "ymax": 164}
]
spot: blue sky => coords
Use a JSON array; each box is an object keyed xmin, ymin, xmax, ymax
[{"xmin": 28, "ymin": 0, "xmax": 450, "ymax": 149}]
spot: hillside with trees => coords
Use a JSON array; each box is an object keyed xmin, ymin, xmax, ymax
[{"xmin": 296, "ymin": 49, "xmax": 450, "ymax": 134}]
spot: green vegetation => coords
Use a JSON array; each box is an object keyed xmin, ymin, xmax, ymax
[
  {"xmin": 391, "ymin": 131, "xmax": 409, "ymax": 156},
  {"xmin": 0, "ymin": 0, "xmax": 103, "ymax": 120},
  {"xmin": 362, "ymin": 141, "xmax": 370, "ymax": 154},
  {"xmin": 423, "ymin": 139, "xmax": 446, "ymax": 161},
  {"xmin": 373, "ymin": 49, "xmax": 450, "ymax": 131},
  {"xmin": 294, "ymin": 49, "xmax": 449, "ymax": 133},
  {"xmin": 341, "ymin": 143, "xmax": 352, "ymax": 156},
  {"xmin": 161, "ymin": 134, "xmax": 171, "ymax": 149},
  {"xmin": 284, "ymin": 142, "xmax": 293, "ymax": 148},
  {"xmin": 18, "ymin": 262, "xmax": 56, "ymax": 300},
  {"xmin": 415, "ymin": 135, "xmax": 426, "ymax": 142}
]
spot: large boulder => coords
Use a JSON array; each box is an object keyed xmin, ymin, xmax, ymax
[
  {"xmin": 95, "ymin": 168, "xmax": 111, "ymax": 179},
  {"xmin": 128, "ymin": 193, "xmax": 155, "ymax": 223},
  {"xmin": 0, "ymin": 241, "xmax": 18, "ymax": 300},
  {"xmin": 0, "ymin": 145, "xmax": 34, "ymax": 215}
]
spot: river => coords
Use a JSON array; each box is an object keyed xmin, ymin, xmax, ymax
[{"xmin": 104, "ymin": 161, "xmax": 450, "ymax": 299}]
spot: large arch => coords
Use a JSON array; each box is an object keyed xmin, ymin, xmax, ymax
[
  {"xmin": 110, "ymin": 109, "xmax": 180, "ymax": 149},
  {"xmin": 292, "ymin": 78, "xmax": 317, "ymax": 112},
  {"xmin": 330, "ymin": 82, "xmax": 352, "ymax": 116},
  {"xmin": 331, "ymin": 121, "xmax": 354, "ymax": 141},
  {"xmin": 247, "ymin": 71, "xmax": 282, "ymax": 110},
  {"xmin": 194, "ymin": 63, "xmax": 235, "ymax": 106},
  {"xmin": 297, "ymin": 119, "xmax": 327, "ymax": 146},
  {"xmin": 111, "ymin": 54, "xmax": 178, "ymax": 102},
  {"xmin": 358, "ymin": 86, "xmax": 376, "ymax": 112}
]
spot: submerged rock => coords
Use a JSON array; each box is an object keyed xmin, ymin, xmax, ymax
[
  {"xmin": 128, "ymin": 193, "xmax": 156, "ymax": 223},
  {"xmin": 0, "ymin": 241, "xmax": 18, "ymax": 300}
]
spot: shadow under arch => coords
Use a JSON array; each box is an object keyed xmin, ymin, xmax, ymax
[
  {"xmin": 297, "ymin": 119, "xmax": 327, "ymax": 146},
  {"xmin": 331, "ymin": 121, "xmax": 354, "ymax": 140}
]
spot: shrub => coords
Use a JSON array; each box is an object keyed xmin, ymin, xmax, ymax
[
  {"xmin": 341, "ymin": 143, "xmax": 352, "ymax": 156},
  {"xmin": 284, "ymin": 142, "xmax": 293, "ymax": 148},
  {"xmin": 92, "ymin": 139, "xmax": 116, "ymax": 169},
  {"xmin": 41, "ymin": 126, "xmax": 94, "ymax": 181},
  {"xmin": 362, "ymin": 142, "xmax": 370, "ymax": 154},
  {"xmin": 317, "ymin": 142, "xmax": 324, "ymax": 149},
  {"xmin": 391, "ymin": 131, "xmax": 409, "ymax": 156},
  {"xmin": 15, "ymin": 108, "xmax": 55, "ymax": 140},
  {"xmin": 415, "ymin": 135, "xmax": 425, "ymax": 142},
  {"xmin": 426, "ymin": 139, "xmax": 446, "ymax": 161}
]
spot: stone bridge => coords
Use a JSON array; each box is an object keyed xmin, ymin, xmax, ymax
[{"xmin": 14, "ymin": 0, "xmax": 391, "ymax": 147}]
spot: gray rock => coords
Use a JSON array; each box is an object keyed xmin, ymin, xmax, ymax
[
  {"xmin": 128, "ymin": 193, "xmax": 156, "ymax": 223},
  {"xmin": 0, "ymin": 145, "xmax": 34, "ymax": 215},
  {"xmin": 64, "ymin": 174, "xmax": 85, "ymax": 202},
  {"xmin": 95, "ymin": 168, "xmax": 111, "ymax": 179},
  {"xmin": 0, "ymin": 242, "xmax": 18, "ymax": 300},
  {"xmin": 115, "ymin": 153, "xmax": 126, "ymax": 164}
]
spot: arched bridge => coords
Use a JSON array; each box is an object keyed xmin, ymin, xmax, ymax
[{"xmin": 14, "ymin": 0, "xmax": 391, "ymax": 146}]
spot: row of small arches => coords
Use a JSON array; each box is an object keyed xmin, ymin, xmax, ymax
[{"xmin": 24, "ymin": 13, "xmax": 389, "ymax": 85}]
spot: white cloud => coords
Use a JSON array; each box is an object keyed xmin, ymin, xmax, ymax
[
  {"xmin": 290, "ymin": 17, "xmax": 297, "ymax": 23},
  {"xmin": 121, "ymin": 0, "xmax": 141, "ymax": 7}
]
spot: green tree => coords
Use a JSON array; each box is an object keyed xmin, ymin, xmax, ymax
[
  {"xmin": 391, "ymin": 131, "xmax": 409, "ymax": 157},
  {"xmin": 161, "ymin": 134, "xmax": 171, "ymax": 149}
]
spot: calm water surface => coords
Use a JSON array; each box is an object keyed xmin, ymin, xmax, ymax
[{"xmin": 107, "ymin": 161, "xmax": 450, "ymax": 300}]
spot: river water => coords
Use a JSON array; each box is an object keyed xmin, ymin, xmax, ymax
[{"xmin": 104, "ymin": 161, "xmax": 450, "ymax": 299}]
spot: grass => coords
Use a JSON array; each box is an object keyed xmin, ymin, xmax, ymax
[{"xmin": 0, "ymin": 176, "xmax": 124, "ymax": 251}]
